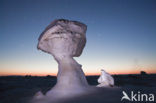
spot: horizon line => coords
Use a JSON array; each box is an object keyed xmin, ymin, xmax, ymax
[{"xmin": 1, "ymin": 71, "xmax": 155, "ymax": 76}]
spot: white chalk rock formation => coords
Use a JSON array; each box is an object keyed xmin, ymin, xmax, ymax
[
  {"xmin": 97, "ymin": 69, "xmax": 114, "ymax": 87},
  {"xmin": 36, "ymin": 19, "xmax": 89, "ymax": 99}
]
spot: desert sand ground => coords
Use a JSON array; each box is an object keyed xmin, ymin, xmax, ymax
[{"xmin": 0, "ymin": 74, "xmax": 156, "ymax": 103}]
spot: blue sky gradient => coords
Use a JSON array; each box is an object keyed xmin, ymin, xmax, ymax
[{"xmin": 0, "ymin": 0, "xmax": 156, "ymax": 75}]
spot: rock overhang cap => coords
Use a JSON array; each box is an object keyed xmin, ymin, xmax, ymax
[
  {"xmin": 37, "ymin": 19, "xmax": 87, "ymax": 57},
  {"xmin": 38, "ymin": 19, "xmax": 87, "ymax": 42}
]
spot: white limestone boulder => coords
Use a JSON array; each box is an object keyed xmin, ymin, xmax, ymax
[
  {"xmin": 37, "ymin": 19, "xmax": 87, "ymax": 61},
  {"xmin": 34, "ymin": 19, "xmax": 89, "ymax": 101},
  {"xmin": 97, "ymin": 69, "xmax": 114, "ymax": 87}
]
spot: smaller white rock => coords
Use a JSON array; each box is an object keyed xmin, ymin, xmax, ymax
[{"xmin": 97, "ymin": 69, "xmax": 114, "ymax": 87}]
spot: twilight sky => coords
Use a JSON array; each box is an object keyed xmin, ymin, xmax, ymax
[{"xmin": 0, "ymin": 0, "xmax": 156, "ymax": 76}]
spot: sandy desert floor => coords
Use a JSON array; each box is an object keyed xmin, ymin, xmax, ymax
[{"xmin": 0, "ymin": 74, "xmax": 156, "ymax": 103}]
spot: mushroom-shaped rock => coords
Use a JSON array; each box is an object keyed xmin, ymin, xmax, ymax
[
  {"xmin": 97, "ymin": 69, "xmax": 114, "ymax": 87},
  {"xmin": 37, "ymin": 19, "xmax": 89, "ymax": 99},
  {"xmin": 37, "ymin": 19, "xmax": 87, "ymax": 60}
]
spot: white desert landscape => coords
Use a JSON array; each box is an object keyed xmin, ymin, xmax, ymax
[
  {"xmin": 1, "ymin": 19, "xmax": 155, "ymax": 103},
  {"xmin": 1, "ymin": 0, "xmax": 156, "ymax": 103}
]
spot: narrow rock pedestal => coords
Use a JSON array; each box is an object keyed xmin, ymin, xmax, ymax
[{"xmin": 36, "ymin": 19, "xmax": 89, "ymax": 99}]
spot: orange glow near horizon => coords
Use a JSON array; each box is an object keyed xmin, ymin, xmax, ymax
[{"xmin": 0, "ymin": 69, "xmax": 156, "ymax": 76}]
